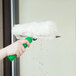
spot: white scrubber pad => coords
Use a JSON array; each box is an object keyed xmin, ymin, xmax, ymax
[{"xmin": 13, "ymin": 21, "xmax": 58, "ymax": 39}]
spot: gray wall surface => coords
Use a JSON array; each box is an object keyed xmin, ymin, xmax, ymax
[{"xmin": 0, "ymin": 0, "xmax": 3, "ymax": 76}]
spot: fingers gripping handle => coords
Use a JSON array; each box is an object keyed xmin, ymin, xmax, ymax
[
  {"xmin": 7, "ymin": 37, "xmax": 33, "ymax": 61},
  {"xmin": 7, "ymin": 44, "xmax": 28, "ymax": 61}
]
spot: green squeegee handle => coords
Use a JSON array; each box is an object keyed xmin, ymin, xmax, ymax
[{"xmin": 7, "ymin": 37, "xmax": 34, "ymax": 61}]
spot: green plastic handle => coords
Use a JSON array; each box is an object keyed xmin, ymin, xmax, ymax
[{"xmin": 7, "ymin": 37, "xmax": 34, "ymax": 61}]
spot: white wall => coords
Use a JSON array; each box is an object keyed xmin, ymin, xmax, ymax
[
  {"xmin": 0, "ymin": 0, "xmax": 3, "ymax": 76},
  {"xmin": 19, "ymin": 0, "xmax": 76, "ymax": 76}
]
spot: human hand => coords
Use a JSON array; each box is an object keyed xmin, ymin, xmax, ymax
[{"xmin": 5, "ymin": 40, "xmax": 30, "ymax": 57}]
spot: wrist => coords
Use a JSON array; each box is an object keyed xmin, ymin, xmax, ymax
[
  {"xmin": 2, "ymin": 47, "xmax": 8, "ymax": 57},
  {"xmin": 0, "ymin": 47, "xmax": 7, "ymax": 58}
]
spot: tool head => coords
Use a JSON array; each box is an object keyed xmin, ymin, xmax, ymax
[{"xmin": 13, "ymin": 21, "xmax": 60, "ymax": 40}]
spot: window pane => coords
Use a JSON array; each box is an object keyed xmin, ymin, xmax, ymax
[{"xmin": 19, "ymin": 0, "xmax": 76, "ymax": 76}]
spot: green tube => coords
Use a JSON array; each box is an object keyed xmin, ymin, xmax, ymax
[{"xmin": 7, "ymin": 37, "xmax": 34, "ymax": 61}]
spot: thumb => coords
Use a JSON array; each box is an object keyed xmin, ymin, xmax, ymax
[{"xmin": 20, "ymin": 40, "xmax": 30, "ymax": 47}]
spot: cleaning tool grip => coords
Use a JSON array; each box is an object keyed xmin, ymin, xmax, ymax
[{"xmin": 7, "ymin": 37, "xmax": 33, "ymax": 61}]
